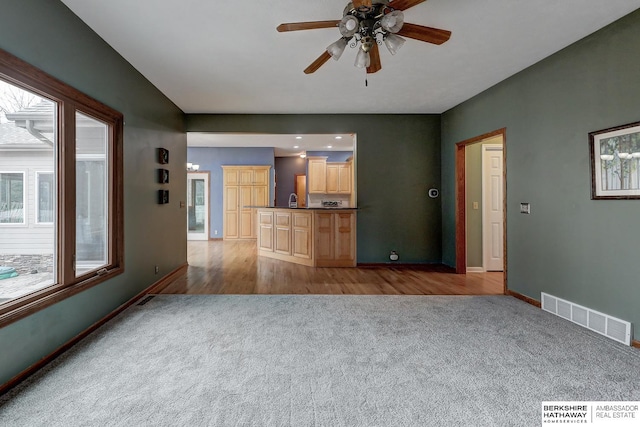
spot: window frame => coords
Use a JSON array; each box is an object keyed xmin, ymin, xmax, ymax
[
  {"xmin": 0, "ymin": 48, "xmax": 124, "ymax": 327},
  {"xmin": 0, "ymin": 171, "xmax": 26, "ymax": 225}
]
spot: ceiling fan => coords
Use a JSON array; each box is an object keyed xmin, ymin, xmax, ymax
[{"xmin": 277, "ymin": 0, "xmax": 451, "ymax": 74}]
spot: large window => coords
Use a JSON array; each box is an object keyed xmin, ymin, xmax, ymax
[{"xmin": 0, "ymin": 48, "xmax": 123, "ymax": 326}]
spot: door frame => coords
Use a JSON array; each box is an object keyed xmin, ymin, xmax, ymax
[
  {"xmin": 187, "ymin": 171, "xmax": 210, "ymax": 241},
  {"xmin": 455, "ymin": 128, "xmax": 507, "ymax": 293}
]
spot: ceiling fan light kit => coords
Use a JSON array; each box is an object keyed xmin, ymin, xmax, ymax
[
  {"xmin": 327, "ymin": 38, "xmax": 348, "ymax": 60},
  {"xmin": 339, "ymin": 15, "xmax": 360, "ymax": 37},
  {"xmin": 380, "ymin": 10, "xmax": 404, "ymax": 33},
  {"xmin": 277, "ymin": 0, "xmax": 451, "ymax": 74},
  {"xmin": 383, "ymin": 33, "xmax": 405, "ymax": 55},
  {"xmin": 354, "ymin": 48, "xmax": 371, "ymax": 68}
]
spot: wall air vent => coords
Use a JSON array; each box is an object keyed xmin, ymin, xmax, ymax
[{"xmin": 541, "ymin": 292, "xmax": 632, "ymax": 346}]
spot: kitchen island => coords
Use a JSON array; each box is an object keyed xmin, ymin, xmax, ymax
[{"xmin": 256, "ymin": 207, "xmax": 356, "ymax": 267}]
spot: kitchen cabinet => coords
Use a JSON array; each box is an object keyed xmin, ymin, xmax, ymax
[
  {"xmin": 308, "ymin": 157, "xmax": 352, "ymax": 195},
  {"xmin": 222, "ymin": 165, "xmax": 271, "ymax": 240},
  {"xmin": 274, "ymin": 211, "xmax": 292, "ymax": 255},
  {"xmin": 256, "ymin": 208, "xmax": 356, "ymax": 267},
  {"xmin": 314, "ymin": 211, "xmax": 356, "ymax": 267},
  {"xmin": 326, "ymin": 162, "xmax": 351, "ymax": 194},
  {"xmin": 326, "ymin": 164, "xmax": 339, "ymax": 193},
  {"xmin": 292, "ymin": 211, "xmax": 313, "ymax": 260},
  {"xmin": 258, "ymin": 211, "xmax": 274, "ymax": 251},
  {"xmin": 307, "ymin": 157, "xmax": 327, "ymax": 194},
  {"xmin": 338, "ymin": 162, "xmax": 352, "ymax": 194}
]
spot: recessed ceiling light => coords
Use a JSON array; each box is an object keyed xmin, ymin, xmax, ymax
[
  {"xmin": 335, "ymin": 136, "xmax": 342, "ymax": 140},
  {"xmin": 295, "ymin": 136, "xmax": 302, "ymax": 140},
  {"xmin": 327, "ymin": 145, "xmax": 333, "ymax": 148},
  {"xmin": 293, "ymin": 145, "xmax": 299, "ymax": 148}
]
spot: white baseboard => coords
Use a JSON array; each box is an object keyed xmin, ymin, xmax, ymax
[{"xmin": 466, "ymin": 267, "xmax": 485, "ymax": 273}]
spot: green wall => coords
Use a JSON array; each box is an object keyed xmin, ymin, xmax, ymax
[
  {"xmin": 187, "ymin": 114, "xmax": 442, "ymax": 263},
  {"xmin": 0, "ymin": 0, "xmax": 186, "ymax": 385},
  {"xmin": 442, "ymin": 9, "xmax": 640, "ymax": 340}
]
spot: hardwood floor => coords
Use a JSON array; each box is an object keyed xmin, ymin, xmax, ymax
[{"xmin": 156, "ymin": 240, "xmax": 505, "ymax": 295}]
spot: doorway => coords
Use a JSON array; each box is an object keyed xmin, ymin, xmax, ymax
[
  {"xmin": 187, "ymin": 172, "xmax": 209, "ymax": 241},
  {"xmin": 482, "ymin": 144, "xmax": 504, "ymax": 271},
  {"xmin": 455, "ymin": 129, "xmax": 507, "ymax": 292},
  {"xmin": 294, "ymin": 174, "xmax": 307, "ymax": 207}
]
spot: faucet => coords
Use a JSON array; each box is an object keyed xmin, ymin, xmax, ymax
[{"xmin": 288, "ymin": 193, "xmax": 298, "ymax": 208}]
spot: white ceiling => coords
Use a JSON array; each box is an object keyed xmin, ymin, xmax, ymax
[
  {"xmin": 188, "ymin": 133, "xmax": 355, "ymax": 157},
  {"xmin": 60, "ymin": 0, "xmax": 640, "ymax": 115}
]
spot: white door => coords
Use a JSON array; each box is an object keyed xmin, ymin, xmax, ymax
[
  {"xmin": 187, "ymin": 172, "xmax": 209, "ymax": 241},
  {"xmin": 482, "ymin": 144, "xmax": 504, "ymax": 271}
]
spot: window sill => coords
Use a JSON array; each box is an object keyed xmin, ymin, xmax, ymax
[{"xmin": 0, "ymin": 265, "xmax": 124, "ymax": 329}]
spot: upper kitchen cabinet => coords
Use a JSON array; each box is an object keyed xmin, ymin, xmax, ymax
[
  {"xmin": 222, "ymin": 165, "xmax": 271, "ymax": 240},
  {"xmin": 326, "ymin": 162, "xmax": 351, "ymax": 194},
  {"xmin": 307, "ymin": 157, "xmax": 327, "ymax": 194},
  {"xmin": 238, "ymin": 167, "xmax": 269, "ymax": 185},
  {"xmin": 308, "ymin": 157, "xmax": 352, "ymax": 195}
]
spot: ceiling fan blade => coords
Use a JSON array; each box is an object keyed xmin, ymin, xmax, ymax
[
  {"xmin": 397, "ymin": 23, "xmax": 451, "ymax": 45},
  {"xmin": 388, "ymin": 0, "xmax": 426, "ymax": 11},
  {"xmin": 304, "ymin": 51, "xmax": 332, "ymax": 74},
  {"xmin": 352, "ymin": 0, "xmax": 373, "ymax": 9},
  {"xmin": 277, "ymin": 20, "xmax": 340, "ymax": 32},
  {"xmin": 366, "ymin": 43, "xmax": 381, "ymax": 74}
]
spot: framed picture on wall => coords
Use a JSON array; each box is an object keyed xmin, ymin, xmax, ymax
[
  {"xmin": 158, "ymin": 189, "xmax": 169, "ymax": 204},
  {"xmin": 590, "ymin": 121, "xmax": 640, "ymax": 199},
  {"xmin": 158, "ymin": 168, "xmax": 169, "ymax": 184},
  {"xmin": 158, "ymin": 148, "xmax": 169, "ymax": 164}
]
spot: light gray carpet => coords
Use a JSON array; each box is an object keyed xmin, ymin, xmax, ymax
[{"xmin": 1, "ymin": 295, "xmax": 639, "ymax": 426}]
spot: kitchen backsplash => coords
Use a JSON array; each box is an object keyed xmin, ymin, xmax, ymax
[{"xmin": 307, "ymin": 194, "xmax": 351, "ymax": 208}]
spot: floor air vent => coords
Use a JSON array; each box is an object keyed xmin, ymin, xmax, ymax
[
  {"xmin": 541, "ymin": 292, "xmax": 632, "ymax": 346},
  {"xmin": 137, "ymin": 295, "xmax": 155, "ymax": 306}
]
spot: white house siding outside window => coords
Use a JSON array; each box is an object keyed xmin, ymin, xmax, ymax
[{"xmin": 0, "ymin": 86, "xmax": 56, "ymax": 299}]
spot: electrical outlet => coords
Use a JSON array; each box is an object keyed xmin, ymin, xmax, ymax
[
  {"xmin": 389, "ymin": 251, "xmax": 399, "ymax": 261},
  {"xmin": 214, "ymin": 230, "xmax": 218, "ymax": 235},
  {"xmin": 472, "ymin": 201, "xmax": 479, "ymax": 210},
  {"xmin": 520, "ymin": 203, "xmax": 531, "ymax": 214},
  {"xmin": 154, "ymin": 265, "xmax": 159, "ymax": 274}
]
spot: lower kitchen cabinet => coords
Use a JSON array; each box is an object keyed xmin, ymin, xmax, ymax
[
  {"xmin": 257, "ymin": 208, "xmax": 356, "ymax": 267},
  {"xmin": 292, "ymin": 211, "xmax": 313, "ymax": 260},
  {"xmin": 258, "ymin": 211, "xmax": 274, "ymax": 251},
  {"xmin": 314, "ymin": 211, "xmax": 356, "ymax": 267}
]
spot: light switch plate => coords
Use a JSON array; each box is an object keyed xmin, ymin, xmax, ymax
[{"xmin": 520, "ymin": 203, "xmax": 530, "ymax": 214}]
